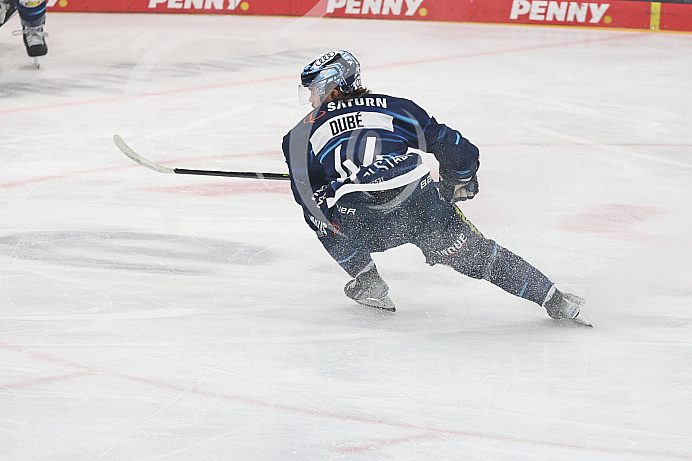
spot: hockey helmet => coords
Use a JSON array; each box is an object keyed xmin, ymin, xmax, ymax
[{"xmin": 298, "ymin": 50, "xmax": 362, "ymax": 105}]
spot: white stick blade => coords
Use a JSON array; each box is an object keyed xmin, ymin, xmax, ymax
[{"xmin": 113, "ymin": 135, "xmax": 174, "ymax": 174}]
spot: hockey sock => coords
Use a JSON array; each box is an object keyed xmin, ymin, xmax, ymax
[
  {"xmin": 483, "ymin": 243, "xmax": 554, "ymax": 305},
  {"xmin": 16, "ymin": 0, "xmax": 45, "ymax": 27}
]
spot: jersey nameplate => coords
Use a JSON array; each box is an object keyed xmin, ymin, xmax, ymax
[{"xmin": 310, "ymin": 112, "xmax": 394, "ymax": 155}]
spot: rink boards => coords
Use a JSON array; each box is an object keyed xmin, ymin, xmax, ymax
[{"xmin": 45, "ymin": 0, "xmax": 692, "ymax": 33}]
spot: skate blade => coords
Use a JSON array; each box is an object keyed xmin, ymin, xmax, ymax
[
  {"xmin": 572, "ymin": 313, "xmax": 593, "ymax": 328},
  {"xmin": 355, "ymin": 296, "xmax": 396, "ymax": 312},
  {"xmin": 33, "ymin": 57, "xmax": 41, "ymax": 69}
]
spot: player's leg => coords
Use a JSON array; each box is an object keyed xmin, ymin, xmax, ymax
[
  {"xmin": 15, "ymin": 0, "xmax": 47, "ymax": 57},
  {"xmin": 331, "ymin": 182, "xmax": 430, "ymax": 311},
  {"xmin": 414, "ymin": 186, "xmax": 590, "ymax": 324},
  {"xmin": 415, "ymin": 197, "xmax": 552, "ymax": 304}
]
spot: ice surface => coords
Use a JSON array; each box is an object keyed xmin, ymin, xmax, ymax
[{"xmin": 1, "ymin": 12, "xmax": 691, "ymax": 460}]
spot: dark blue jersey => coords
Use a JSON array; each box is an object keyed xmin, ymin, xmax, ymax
[
  {"xmin": 282, "ymin": 93, "xmax": 480, "ymax": 237},
  {"xmin": 282, "ymin": 93, "xmax": 559, "ymax": 310}
]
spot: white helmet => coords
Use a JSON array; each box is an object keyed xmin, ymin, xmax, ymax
[{"xmin": 298, "ymin": 50, "xmax": 362, "ymax": 105}]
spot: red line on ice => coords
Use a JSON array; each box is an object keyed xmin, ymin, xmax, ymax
[{"xmin": 1, "ymin": 340, "xmax": 690, "ymax": 460}]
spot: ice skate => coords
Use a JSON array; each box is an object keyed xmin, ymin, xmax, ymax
[
  {"xmin": 344, "ymin": 265, "xmax": 396, "ymax": 312},
  {"xmin": 0, "ymin": 0, "xmax": 17, "ymax": 27},
  {"xmin": 13, "ymin": 24, "xmax": 48, "ymax": 64},
  {"xmin": 543, "ymin": 287, "xmax": 592, "ymax": 327},
  {"xmin": 348, "ymin": 291, "xmax": 396, "ymax": 311}
]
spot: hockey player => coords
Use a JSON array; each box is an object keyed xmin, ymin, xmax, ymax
[
  {"xmin": 0, "ymin": 0, "xmax": 48, "ymax": 61},
  {"xmin": 282, "ymin": 50, "xmax": 591, "ymax": 326}
]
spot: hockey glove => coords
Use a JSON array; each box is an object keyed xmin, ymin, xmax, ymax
[
  {"xmin": 439, "ymin": 170, "xmax": 478, "ymax": 202},
  {"xmin": 344, "ymin": 264, "xmax": 395, "ymax": 311}
]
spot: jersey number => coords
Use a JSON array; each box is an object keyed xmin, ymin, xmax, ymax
[{"xmin": 334, "ymin": 137, "xmax": 378, "ymax": 183}]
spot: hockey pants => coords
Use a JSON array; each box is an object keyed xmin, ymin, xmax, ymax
[{"xmin": 332, "ymin": 174, "xmax": 554, "ymax": 306}]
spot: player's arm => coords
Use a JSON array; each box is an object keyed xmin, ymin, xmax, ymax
[{"xmin": 422, "ymin": 117, "xmax": 480, "ymax": 202}]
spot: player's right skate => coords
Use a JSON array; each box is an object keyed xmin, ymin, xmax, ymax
[
  {"xmin": 543, "ymin": 287, "xmax": 592, "ymax": 327},
  {"xmin": 344, "ymin": 264, "xmax": 396, "ymax": 312}
]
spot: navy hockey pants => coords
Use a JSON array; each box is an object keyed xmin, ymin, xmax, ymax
[{"xmin": 331, "ymin": 174, "xmax": 554, "ymax": 306}]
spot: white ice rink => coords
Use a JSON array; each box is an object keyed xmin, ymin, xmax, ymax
[{"xmin": 1, "ymin": 12, "xmax": 692, "ymax": 460}]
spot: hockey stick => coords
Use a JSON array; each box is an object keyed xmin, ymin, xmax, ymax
[{"xmin": 113, "ymin": 135, "xmax": 290, "ymax": 181}]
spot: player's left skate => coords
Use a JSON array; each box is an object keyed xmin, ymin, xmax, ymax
[
  {"xmin": 543, "ymin": 287, "xmax": 592, "ymax": 327},
  {"xmin": 13, "ymin": 24, "xmax": 48, "ymax": 67}
]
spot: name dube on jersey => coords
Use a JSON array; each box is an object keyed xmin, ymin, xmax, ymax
[{"xmin": 510, "ymin": 0, "xmax": 610, "ymax": 23}]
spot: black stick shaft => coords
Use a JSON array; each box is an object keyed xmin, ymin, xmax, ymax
[{"xmin": 174, "ymin": 168, "xmax": 290, "ymax": 180}]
